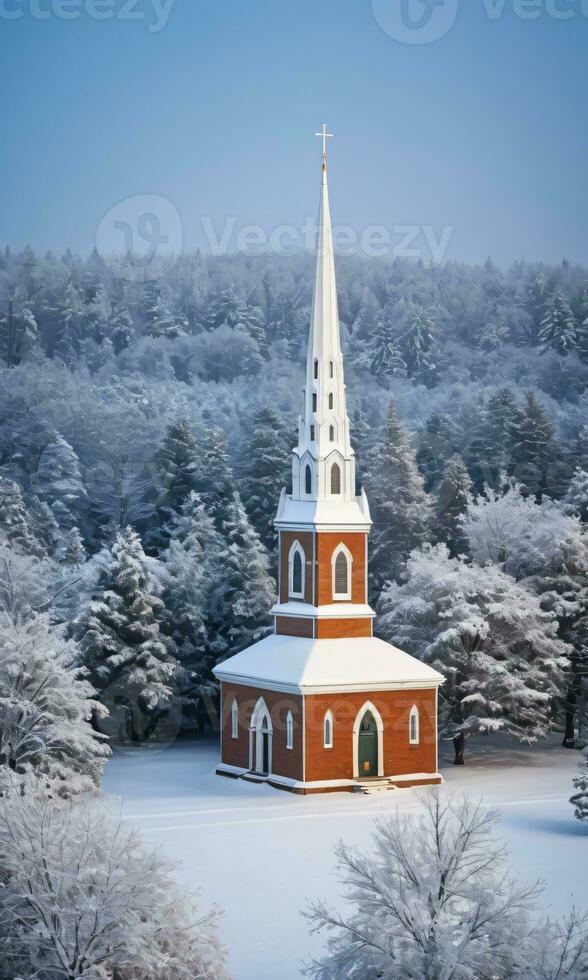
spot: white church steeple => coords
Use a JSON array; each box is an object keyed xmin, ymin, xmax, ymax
[{"xmin": 292, "ymin": 125, "xmax": 356, "ymax": 504}]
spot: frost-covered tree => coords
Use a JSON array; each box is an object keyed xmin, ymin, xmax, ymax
[
  {"xmin": 368, "ymin": 303, "xmax": 406, "ymax": 380},
  {"xmin": 417, "ymin": 413, "xmax": 457, "ymax": 492},
  {"xmin": 0, "ymin": 791, "xmax": 228, "ymax": 980},
  {"xmin": 368, "ymin": 399, "xmax": 433, "ymax": 590},
  {"xmin": 565, "ymin": 467, "xmax": 588, "ymax": 523},
  {"xmin": 304, "ymin": 793, "xmax": 548, "ymax": 980},
  {"xmin": 462, "ymin": 483, "xmax": 588, "ymax": 748},
  {"xmin": 108, "ymin": 301, "xmax": 135, "ymax": 353},
  {"xmin": 209, "ymin": 494, "xmax": 275, "ymax": 661},
  {"xmin": 195, "ymin": 425, "xmax": 236, "ymax": 529},
  {"xmin": 27, "ymin": 494, "xmax": 61, "ymax": 555},
  {"xmin": 0, "ymin": 614, "xmax": 108, "ymax": 795},
  {"xmin": 0, "ymin": 291, "xmax": 39, "ymax": 367},
  {"xmin": 509, "ymin": 391, "xmax": 565, "ymax": 499},
  {"xmin": 75, "ymin": 527, "xmax": 177, "ymax": 741},
  {"xmin": 396, "ymin": 299, "xmax": 436, "ymax": 378},
  {"xmin": 240, "ymin": 403, "xmax": 291, "ymax": 550},
  {"xmin": 148, "ymin": 416, "xmax": 199, "ymax": 552},
  {"xmin": 539, "ymin": 292, "xmax": 577, "ymax": 355},
  {"xmin": 0, "ymin": 476, "xmax": 43, "ymax": 557},
  {"xmin": 37, "ymin": 433, "xmax": 86, "ymax": 531},
  {"xmin": 60, "ymin": 525, "xmax": 86, "ymax": 565},
  {"xmin": 570, "ymin": 746, "xmax": 588, "ymax": 823},
  {"xmin": 143, "ymin": 282, "xmax": 188, "ymax": 339},
  {"xmin": 0, "ymin": 543, "xmax": 48, "ymax": 625},
  {"xmin": 378, "ymin": 544, "xmax": 569, "ymax": 764},
  {"xmin": 435, "ymin": 454, "xmax": 472, "ymax": 556}
]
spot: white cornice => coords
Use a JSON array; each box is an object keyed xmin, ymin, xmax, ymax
[
  {"xmin": 271, "ymin": 601, "xmax": 375, "ymax": 619},
  {"xmin": 215, "ymin": 672, "xmax": 442, "ymax": 695}
]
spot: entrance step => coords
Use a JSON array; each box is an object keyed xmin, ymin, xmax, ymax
[
  {"xmin": 353, "ymin": 778, "xmax": 396, "ymax": 795},
  {"xmin": 240, "ymin": 771, "xmax": 269, "ymax": 784}
]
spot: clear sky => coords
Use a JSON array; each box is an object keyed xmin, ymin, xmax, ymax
[{"xmin": 1, "ymin": 0, "xmax": 587, "ymax": 266}]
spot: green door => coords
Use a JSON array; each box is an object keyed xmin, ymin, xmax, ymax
[{"xmin": 358, "ymin": 710, "xmax": 378, "ymax": 777}]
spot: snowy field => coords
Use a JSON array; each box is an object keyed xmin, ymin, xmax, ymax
[{"xmin": 103, "ymin": 736, "xmax": 587, "ymax": 980}]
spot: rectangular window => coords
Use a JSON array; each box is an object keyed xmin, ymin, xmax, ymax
[
  {"xmin": 312, "ymin": 393, "xmax": 317, "ymax": 412},
  {"xmin": 310, "ymin": 425, "xmax": 315, "ymax": 441}
]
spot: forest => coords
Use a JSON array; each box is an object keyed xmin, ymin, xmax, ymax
[{"xmin": 0, "ymin": 244, "xmax": 587, "ymax": 758}]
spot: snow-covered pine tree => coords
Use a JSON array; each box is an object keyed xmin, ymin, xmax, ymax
[
  {"xmin": 108, "ymin": 302, "xmax": 135, "ymax": 353},
  {"xmin": 0, "ymin": 543, "xmax": 48, "ymax": 625},
  {"xmin": 0, "ymin": 477, "xmax": 44, "ymax": 558},
  {"xmin": 396, "ymin": 299, "xmax": 436, "ymax": 379},
  {"xmin": 367, "ymin": 400, "xmax": 433, "ymax": 590},
  {"xmin": 468, "ymin": 386, "xmax": 519, "ymax": 492},
  {"xmin": 36, "ymin": 432, "xmax": 86, "ymax": 531},
  {"xmin": 509, "ymin": 390, "xmax": 566, "ymax": 499},
  {"xmin": 0, "ymin": 291, "xmax": 39, "ymax": 367},
  {"xmin": 368, "ymin": 304, "xmax": 406, "ymax": 380},
  {"xmin": 0, "ymin": 791, "xmax": 229, "ymax": 980},
  {"xmin": 435, "ymin": 453, "xmax": 472, "ymax": 556},
  {"xmin": 350, "ymin": 400, "xmax": 373, "ymax": 489},
  {"xmin": 75, "ymin": 527, "xmax": 178, "ymax": 740},
  {"xmin": 61, "ymin": 525, "xmax": 86, "ymax": 565},
  {"xmin": 378, "ymin": 543, "xmax": 569, "ymax": 764},
  {"xmin": 416, "ymin": 412, "xmax": 457, "ymax": 492},
  {"xmin": 209, "ymin": 494, "xmax": 275, "ymax": 661},
  {"xmin": 524, "ymin": 268, "xmax": 550, "ymax": 344},
  {"xmin": 143, "ymin": 281, "xmax": 188, "ymax": 339},
  {"xmin": 155, "ymin": 492, "xmax": 222, "ymax": 725},
  {"xmin": 240, "ymin": 403, "xmax": 291, "ymax": 551},
  {"xmin": 0, "ymin": 613, "xmax": 109, "ymax": 795},
  {"xmin": 148, "ymin": 416, "xmax": 199, "ymax": 552},
  {"xmin": 539, "ymin": 291, "xmax": 577, "ymax": 355},
  {"xmin": 26, "ymin": 494, "xmax": 60, "ymax": 556},
  {"xmin": 195, "ymin": 425, "xmax": 236, "ymax": 529},
  {"xmin": 570, "ymin": 747, "xmax": 588, "ymax": 822}
]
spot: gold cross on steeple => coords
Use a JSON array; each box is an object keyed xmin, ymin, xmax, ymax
[{"xmin": 314, "ymin": 123, "xmax": 333, "ymax": 166}]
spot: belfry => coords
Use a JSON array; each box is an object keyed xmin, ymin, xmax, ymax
[{"xmin": 213, "ymin": 130, "xmax": 443, "ymax": 793}]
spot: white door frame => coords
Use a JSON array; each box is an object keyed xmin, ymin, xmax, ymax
[
  {"xmin": 352, "ymin": 701, "xmax": 384, "ymax": 778},
  {"xmin": 249, "ymin": 697, "xmax": 273, "ymax": 775}
]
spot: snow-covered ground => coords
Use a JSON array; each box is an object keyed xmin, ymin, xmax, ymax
[{"xmin": 103, "ymin": 736, "xmax": 587, "ymax": 980}]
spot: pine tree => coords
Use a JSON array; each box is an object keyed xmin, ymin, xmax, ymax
[
  {"xmin": 36, "ymin": 433, "xmax": 86, "ymax": 532},
  {"xmin": 367, "ymin": 400, "xmax": 433, "ymax": 590},
  {"xmin": 240, "ymin": 404, "xmax": 291, "ymax": 550},
  {"xmin": 208, "ymin": 494, "xmax": 275, "ymax": 661},
  {"xmin": 396, "ymin": 299, "xmax": 436, "ymax": 378},
  {"xmin": 108, "ymin": 303, "xmax": 135, "ymax": 354},
  {"xmin": 416, "ymin": 413, "xmax": 457, "ymax": 492},
  {"xmin": 0, "ymin": 291, "xmax": 39, "ymax": 367},
  {"xmin": 61, "ymin": 526, "xmax": 86, "ymax": 565},
  {"xmin": 368, "ymin": 304, "xmax": 406, "ymax": 380},
  {"xmin": 149, "ymin": 417, "xmax": 199, "ymax": 552},
  {"xmin": 75, "ymin": 527, "xmax": 177, "ymax": 740},
  {"xmin": 0, "ymin": 478, "xmax": 43, "ymax": 557},
  {"xmin": 539, "ymin": 292, "xmax": 577, "ymax": 354},
  {"xmin": 524, "ymin": 268, "xmax": 549, "ymax": 344},
  {"xmin": 143, "ymin": 281, "xmax": 188, "ymax": 339},
  {"xmin": 195, "ymin": 426, "xmax": 236, "ymax": 529},
  {"xmin": 565, "ymin": 466, "xmax": 588, "ymax": 523},
  {"xmin": 508, "ymin": 390, "xmax": 565, "ymax": 499},
  {"xmin": 570, "ymin": 748, "xmax": 588, "ymax": 822},
  {"xmin": 435, "ymin": 454, "xmax": 472, "ymax": 556}
]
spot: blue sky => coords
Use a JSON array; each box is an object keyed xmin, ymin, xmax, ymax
[{"xmin": 1, "ymin": 0, "xmax": 587, "ymax": 265}]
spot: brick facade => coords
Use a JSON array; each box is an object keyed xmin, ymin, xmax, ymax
[
  {"xmin": 315, "ymin": 531, "xmax": 367, "ymax": 606},
  {"xmin": 220, "ymin": 682, "xmax": 303, "ymax": 782}
]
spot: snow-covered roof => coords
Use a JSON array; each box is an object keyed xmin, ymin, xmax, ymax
[
  {"xmin": 274, "ymin": 489, "xmax": 371, "ymax": 531},
  {"xmin": 271, "ymin": 601, "xmax": 375, "ymax": 619},
  {"xmin": 213, "ymin": 634, "xmax": 444, "ymax": 694}
]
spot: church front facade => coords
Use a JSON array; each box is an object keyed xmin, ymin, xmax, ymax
[{"xmin": 213, "ymin": 130, "xmax": 443, "ymax": 794}]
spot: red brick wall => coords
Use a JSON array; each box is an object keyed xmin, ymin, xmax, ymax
[
  {"xmin": 315, "ymin": 532, "xmax": 367, "ymax": 606},
  {"xmin": 305, "ymin": 688, "xmax": 437, "ymax": 782},
  {"xmin": 279, "ymin": 530, "xmax": 314, "ymax": 604},
  {"xmin": 220, "ymin": 682, "xmax": 304, "ymax": 781},
  {"xmin": 315, "ymin": 617, "xmax": 372, "ymax": 639},
  {"xmin": 275, "ymin": 616, "xmax": 314, "ymax": 637}
]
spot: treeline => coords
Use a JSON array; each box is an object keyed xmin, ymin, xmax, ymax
[{"xmin": 0, "ymin": 246, "xmax": 587, "ymax": 751}]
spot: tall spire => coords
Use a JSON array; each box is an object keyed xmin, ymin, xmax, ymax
[{"xmin": 291, "ymin": 126, "xmax": 356, "ymax": 504}]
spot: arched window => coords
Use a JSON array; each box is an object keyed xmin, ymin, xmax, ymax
[
  {"xmin": 309, "ymin": 425, "xmax": 315, "ymax": 442},
  {"xmin": 330, "ymin": 462, "xmax": 341, "ymax": 494},
  {"xmin": 305, "ymin": 464, "xmax": 312, "ymax": 495},
  {"xmin": 324, "ymin": 710, "xmax": 333, "ymax": 748},
  {"xmin": 332, "ymin": 543, "xmax": 352, "ymax": 600},
  {"xmin": 409, "ymin": 705, "xmax": 420, "ymax": 745},
  {"xmin": 286, "ymin": 710, "xmax": 294, "ymax": 750},
  {"xmin": 329, "ymin": 425, "xmax": 335, "ymax": 442},
  {"xmin": 328, "ymin": 392, "xmax": 334, "ymax": 409},
  {"xmin": 312, "ymin": 392, "xmax": 317, "ymax": 412},
  {"xmin": 231, "ymin": 698, "xmax": 239, "ymax": 739},
  {"xmin": 288, "ymin": 541, "xmax": 305, "ymax": 599},
  {"xmin": 313, "ymin": 358, "xmax": 318, "ymax": 380},
  {"xmin": 329, "ymin": 361, "xmax": 334, "ymax": 378}
]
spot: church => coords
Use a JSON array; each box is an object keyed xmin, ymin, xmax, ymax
[{"xmin": 213, "ymin": 129, "xmax": 444, "ymax": 793}]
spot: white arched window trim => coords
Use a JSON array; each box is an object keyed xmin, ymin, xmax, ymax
[
  {"xmin": 231, "ymin": 698, "xmax": 239, "ymax": 739},
  {"xmin": 409, "ymin": 705, "xmax": 420, "ymax": 745},
  {"xmin": 323, "ymin": 710, "xmax": 333, "ymax": 749},
  {"xmin": 331, "ymin": 542, "xmax": 353, "ymax": 601},
  {"xmin": 249, "ymin": 697, "xmax": 273, "ymax": 774},
  {"xmin": 288, "ymin": 540, "xmax": 305, "ymax": 599},
  {"xmin": 352, "ymin": 701, "xmax": 384, "ymax": 779},
  {"xmin": 286, "ymin": 710, "xmax": 294, "ymax": 750}
]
